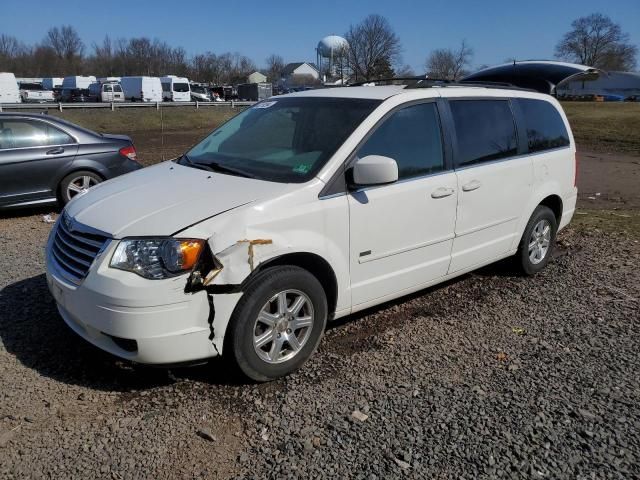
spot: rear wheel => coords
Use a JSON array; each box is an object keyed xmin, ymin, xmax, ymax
[
  {"xmin": 226, "ymin": 266, "xmax": 327, "ymax": 382},
  {"xmin": 58, "ymin": 170, "xmax": 103, "ymax": 205},
  {"xmin": 515, "ymin": 205, "xmax": 557, "ymax": 275}
]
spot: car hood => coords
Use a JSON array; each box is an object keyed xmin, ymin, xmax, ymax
[
  {"xmin": 65, "ymin": 161, "xmax": 285, "ymax": 238},
  {"xmin": 462, "ymin": 60, "xmax": 603, "ymax": 94}
]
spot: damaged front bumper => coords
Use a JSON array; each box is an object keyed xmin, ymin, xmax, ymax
[{"xmin": 45, "ymin": 239, "xmax": 242, "ymax": 365}]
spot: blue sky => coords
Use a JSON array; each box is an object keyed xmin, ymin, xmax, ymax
[{"xmin": 2, "ymin": 0, "xmax": 639, "ymax": 71}]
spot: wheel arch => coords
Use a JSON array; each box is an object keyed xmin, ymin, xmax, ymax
[
  {"xmin": 247, "ymin": 252, "xmax": 339, "ymax": 319},
  {"xmin": 538, "ymin": 194, "xmax": 563, "ymax": 226}
]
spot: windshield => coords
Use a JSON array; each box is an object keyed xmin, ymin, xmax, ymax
[
  {"xmin": 192, "ymin": 85, "xmax": 206, "ymax": 93},
  {"xmin": 180, "ymin": 97, "xmax": 380, "ymax": 183},
  {"xmin": 173, "ymin": 83, "xmax": 190, "ymax": 92}
]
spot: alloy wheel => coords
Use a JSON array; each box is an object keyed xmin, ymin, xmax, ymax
[
  {"xmin": 528, "ymin": 219, "xmax": 551, "ymax": 264},
  {"xmin": 67, "ymin": 175, "xmax": 98, "ymax": 200},
  {"xmin": 253, "ymin": 289, "xmax": 314, "ymax": 364}
]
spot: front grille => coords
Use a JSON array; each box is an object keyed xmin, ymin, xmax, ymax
[{"xmin": 50, "ymin": 214, "xmax": 109, "ymax": 284}]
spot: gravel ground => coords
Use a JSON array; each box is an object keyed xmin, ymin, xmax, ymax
[{"xmin": 1, "ymin": 208, "xmax": 638, "ymax": 479}]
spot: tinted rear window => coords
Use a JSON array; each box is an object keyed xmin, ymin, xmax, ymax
[
  {"xmin": 518, "ymin": 98, "xmax": 570, "ymax": 153},
  {"xmin": 450, "ymin": 100, "xmax": 518, "ymax": 167}
]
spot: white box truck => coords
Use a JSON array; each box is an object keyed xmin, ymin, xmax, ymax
[
  {"xmin": 0, "ymin": 73, "xmax": 21, "ymax": 103},
  {"xmin": 121, "ymin": 76, "xmax": 163, "ymax": 102},
  {"xmin": 160, "ymin": 75, "xmax": 191, "ymax": 102}
]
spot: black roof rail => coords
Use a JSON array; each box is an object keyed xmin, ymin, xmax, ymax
[
  {"xmin": 407, "ymin": 79, "xmax": 538, "ymax": 92},
  {"xmin": 348, "ymin": 76, "xmax": 537, "ymax": 92},
  {"xmin": 348, "ymin": 76, "xmax": 433, "ymax": 87}
]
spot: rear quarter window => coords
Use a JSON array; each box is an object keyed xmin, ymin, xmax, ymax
[{"xmin": 518, "ymin": 98, "xmax": 570, "ymax": 153}]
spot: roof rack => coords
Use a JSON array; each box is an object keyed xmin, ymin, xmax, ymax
[
  {"xmin": 348, "ymin": 76, "xmax": 537, "ymax": 92},
  {"xmin": 407, "ymin": 79, "xmax": 537, "ymax": 92},
  {"xmin": 348, "ymin": 76, "xmax": 431, "ymax": 87}
]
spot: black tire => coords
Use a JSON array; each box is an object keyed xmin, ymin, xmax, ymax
[
  {"xmin": 58, "ymin": 170, "xmax": 103, "ymax": 205},
  {"xmin": 516, "ymin": 205, "xmax": 558, "ymax": 275},
  {"xmin": 226, "ymin": 266, "xmax": 327, "ymax": 382}
]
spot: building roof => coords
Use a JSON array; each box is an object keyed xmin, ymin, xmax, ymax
[{"xmin": 283, "ymin": 62, "xmax": 320, "ymax": 76}]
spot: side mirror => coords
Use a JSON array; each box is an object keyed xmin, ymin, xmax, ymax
[{"xmin": 351, "ymin": 155, "xmax": 399, "ymax": 187}]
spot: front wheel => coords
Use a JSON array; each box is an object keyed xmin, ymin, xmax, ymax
[
  {"xmin": 515, "ymin": 205, "xmax": 558, "ymax": 275},
  {"xmin": 226, "ymin": 266, "xmax": 327, "ymax": 382}
]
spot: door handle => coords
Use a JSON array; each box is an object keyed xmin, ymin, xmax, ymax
[
  {"xmin": 46, "ymin": 147, "xmax": 64, "ymax": 155},
  {"xmin": 431, "ymin": 187, "xmax": 455, "ymax": 199},
  {"xmin": 462, "ymin": 180, "xmax": 482, "ymax": 192}
]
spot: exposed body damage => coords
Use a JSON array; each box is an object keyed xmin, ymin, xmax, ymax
[{"xmin": 180, "ymin": 182, "xmax": 353, "ymax": 354}]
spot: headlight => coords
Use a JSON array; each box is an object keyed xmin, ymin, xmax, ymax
[{"xmin": 110, "ymin": 238, "xmax": 205, "ymax": 279}]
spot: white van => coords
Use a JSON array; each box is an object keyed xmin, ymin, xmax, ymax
[
  {"xmin": 160, "ymin": 75, "xmax": 191, "ymax": 101},
  {"xmin": 0, "ymin": 73, "xmax": 21, "ymax": 103},
  {"xmin": 46, "ymin": 80, "xmax": 580, "ymax": 381},
  {"xmin": 89, "ymin": 81, "xmax": 125, "ymax": 102},
  {"xmin": 121, "ymin": 76, "xmax": 163, "ymax": 102}
]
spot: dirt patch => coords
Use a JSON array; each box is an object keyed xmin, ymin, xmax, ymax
[{"xmin": 577, "ymin": 150, "xmax": 640, "ymax": 209}]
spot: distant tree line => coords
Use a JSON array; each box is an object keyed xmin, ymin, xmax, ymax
[
  {"xmin": 0, "ymin": 13, "xmax": 636, "ymax": 85},
  {"xmin": 0, "ymin": 26, "xmax": 258, "ymax": 84}
]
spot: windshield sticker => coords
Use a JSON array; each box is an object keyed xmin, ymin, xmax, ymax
[
  {"xmin": 255, "ymin": 101, "xmax": 277, "ymax": 109},
  {"xmin": 292, "ymin": 164, "xmax": 311, "ymax": 174}
]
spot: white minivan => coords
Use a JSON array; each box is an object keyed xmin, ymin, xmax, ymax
[
  {"xmin": 46, "ymin": 82, "xmax": 578, "ymax": 381},
  {"xmin": 160, "ymin": 75, "xmax": 191, "ymax": 101}
]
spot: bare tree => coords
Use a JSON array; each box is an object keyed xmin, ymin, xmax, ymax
[
  {"xmin": 345, "ymin": 14, "xmax": 401, "ymax": 81},
  {"xmin": 265, "ymin": 54, "xmax": 285, "ymax": 82},
  {"xmin": 0, "ymin": 34, "xmax": 22, "ymax": 60},
  {"xmin": 425, "ymin": 40, "xmax": 473, "ymax": 81},
  {"xmin": 395, "ymin": 64, "xmax": 416, "ymax": 77},
  {"xmin": 555, "ymin": 13, "xmax": 637, "ymax": 70},
  {"xmin": 45, "ymin": 25, "xmax": 84, "ymax": 61},
  {"xmin": 88, "ymin": 36, "xmax": 114, "ymax": 76}
]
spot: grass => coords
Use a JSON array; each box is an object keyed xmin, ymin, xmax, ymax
[
  {"xmin": 18, "ymin": 101, "xmax": 640, "ymax": 158},
  {"xmin": 47, "ymin": 107, "xmax": 240, "ymax": 134},
  {"xmin": 572, "ymin": 208, "xmax": 640, "ymax": 236},
  {"xmin": 561, "ymin": 102, "xmax": 640, "ymax": 154}
]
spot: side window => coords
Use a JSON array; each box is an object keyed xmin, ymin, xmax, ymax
[
  {"xmin": 357, "ymin": 103, "xmax": 445, "ymax": 180},
  {"xmin": 47, "ymin": 124, "xmax": 74, "ymax": 145},
  {"xmin": 518, "ymin": 98, "xmax": 570, "ymax": 153},
  {"xmin": 450, "ymin": 100, "xmax": 518, "ymax": 167},
  {"xmin": 0, "ymin": 120, "xmax": 73, "ymax": 149}
]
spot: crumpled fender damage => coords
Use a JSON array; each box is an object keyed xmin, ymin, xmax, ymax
[
  {"xmin": 185, "ymin": 236, "xmax": 278, "ymax": 355},
  {"xmin": 207, "ymin": 238, "xmax": 274, "ymax": 285}
]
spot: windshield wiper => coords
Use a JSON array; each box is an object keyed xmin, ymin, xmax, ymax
[{"xmin": 180, "ymin": 154, "xmax": 257, "ymax": 179}]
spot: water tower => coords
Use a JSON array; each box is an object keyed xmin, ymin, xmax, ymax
[{"xmin": 316, "ymin": 35, "xmax": 349, "ymax": 84}]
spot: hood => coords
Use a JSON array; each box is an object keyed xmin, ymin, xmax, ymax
[
  {"xmin": 65, "ymin": 161, "xmax": 285, "ymax": 238},
  {"xmin": 462, "ymin": 61, "xmax": 603, "ymax": 94}
]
